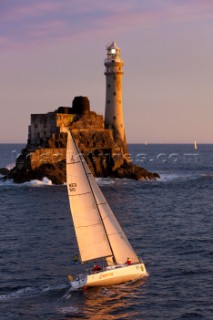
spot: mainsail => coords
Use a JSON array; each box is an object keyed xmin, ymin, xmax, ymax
[{"xmin": 66, "ymin": 131, "xmax": 139, "ymax": 265}]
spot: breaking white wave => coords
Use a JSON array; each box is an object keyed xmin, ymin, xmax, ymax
[
  {"xmin": 159, "ymin": 172, "xmax": 199, "ymax": 182},
  {"xmin": 158, "ymin": 173, "xmax": 181, "ymax": 181},
  {"xmin": 57, "ymin": 305, "xmax": 80, "ymax": 314},
  {"xmin": 5, "ymin": 162, "xmax": 16, "ymax": 170},
  {"xmin": 23, "ymin": 177, "xmax": 53, "ymax": 186},
  {"xmin": 0, "ymin": 176, "xmax": 115, "ymax": 187},
  {"xmin": 96, "ymin": 177, "xmax": 115, "ymax": 186},
  {"xmin": 0, "ymin": 177, "xmax": 53, "ymax": 187},
  {"xmin": 0, "ymin": 287, "xmax": 37, "ymax": 302},
  {"xmin": 0, "ymin": 284, "xmax": 68, "ymax": 302}
]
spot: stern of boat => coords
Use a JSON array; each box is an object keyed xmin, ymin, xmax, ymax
[{"xmin": 68, "ymin": 274, "xmax": 86, "ymax": 290}]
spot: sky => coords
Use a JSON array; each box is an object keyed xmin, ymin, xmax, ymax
[{"xmin": 0, "ymin": 0, "xmax": 213, "ymax": 143}]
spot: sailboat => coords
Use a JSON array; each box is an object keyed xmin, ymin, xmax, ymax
[
  {"xmin": 66, "ymin": 131, "xmax": 148, "ymax": 289},
  {"xmin": 194, "ymin": 141, "xmax": 198, "ymax": 151}
]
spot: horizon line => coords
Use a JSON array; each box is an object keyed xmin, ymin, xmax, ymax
[{"xmin": 0, "ymin": 142, "xmax": 212, "ymax": 145}]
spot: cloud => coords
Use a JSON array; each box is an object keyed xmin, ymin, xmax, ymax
[{"xmin": 1, "ymin": 0, "xmax": 213, "ymax": 50}]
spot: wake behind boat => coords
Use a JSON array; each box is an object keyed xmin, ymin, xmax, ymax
[{"xmin": 66, "ymin": 131, "xmax": 148, "ymax": 289}]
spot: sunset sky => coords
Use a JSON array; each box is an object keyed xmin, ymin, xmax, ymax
[{"xmin": 0, "ymin": 0, "xmax": 212, "ymax": 143}]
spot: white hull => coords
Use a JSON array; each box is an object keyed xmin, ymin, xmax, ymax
[{"xmin": 69, "ymin": 262, "xmax": 148, "ymax": 289}]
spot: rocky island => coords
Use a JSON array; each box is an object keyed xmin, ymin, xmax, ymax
[{"xmin": 3, "ymin": 96, "xmax": 159, "ymax": 184}]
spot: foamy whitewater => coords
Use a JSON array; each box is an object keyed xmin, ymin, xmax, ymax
[{"xmin": 0, "ymin": 143, "xmax": 212, "ymax": 320}]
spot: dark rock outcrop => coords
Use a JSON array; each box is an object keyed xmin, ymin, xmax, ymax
[
  {"xmin": 5, "ymin": 96, "xmax": 159, "ymax": 184},
  {"xmin": 0, "ymin": 168, "xmax": 10, "ymax": 177},
  {"xmin": 6, "ymin": 130, "xmax": 159, "ymax": 184}
]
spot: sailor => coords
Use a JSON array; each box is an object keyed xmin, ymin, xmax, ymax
[
  {"xmin": 73, "ymin": 254, "xmax": 79, "ymax": 263},
  {"xmin": 125, "ymin": 257, "xmax": 132, "ymax": 265},
  {"xmin": 93, "ymin": 264, "xmax": 102, "ymax": 272}
]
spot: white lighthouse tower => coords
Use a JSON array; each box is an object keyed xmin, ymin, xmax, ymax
[{"xmin": 104, "ymin": 41, "xmax": 127, "ymax": 150}]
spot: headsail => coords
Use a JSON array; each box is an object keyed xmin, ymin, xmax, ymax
[
  {"xmin": 66, "ymin": 131, "xmax": 139, "ymax": 265},
  {"xmin": 66, "ymin": 131, "xmax": 112, "ymax": 263}
]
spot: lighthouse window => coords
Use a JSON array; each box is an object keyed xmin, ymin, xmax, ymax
[
  {"xmin": 113, "ymin": 92, "xmax": 116, "ymax": 96},
  {"xmin": 107, "ymin": 84, "xmax": 110, "ymax": 88},
  {"xmin": 107, "ymin": 100, "xmax": 110, "ymax": 104}
]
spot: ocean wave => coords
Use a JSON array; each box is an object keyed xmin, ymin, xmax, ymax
[
  {"xmin": 96, "ymin": 177, "xmax": 115, "ymax": 186},
  {"xmin": 159, "ymin": 173, "xmax": 198, "ymax": 182},
  {"xmin": 40, "ymin": 283, "xmax": 68, "ymax": 293},
  {"xmin": 2, "ymin": 172, "xmax": 209, "ymax": 187},
  {"xmin": 0, "ymin": 287, "xmax": 38, "ymax": 302},
  {"xmin": 5, "ymin": 162, "xmax": 16, "ymax": 170},
  {"xmin": 200, "ymin": 173, "xmax": 213, "ymax": 179},
  {"xmin": 0, "ymin": 284, "xmax": 68, "ymax": 302},
  {"xmin": 57, "ymin": 305, "xmax": 80, "ymax": 315},
  {"xmin": 0, "ymin": 176, "xmax": 116, "ymax": 188},
  {"xmin": 159, "ymin": 173, "xmax": 182, "ymax": 181},
  {"xmin": 0, "ymin": 178, "xmax": 16, "ymax": 186},
  {"xmin": 0, "ymin": 177, "xmax": 53, "ymax": 187},
  {"xmin": 23, "ymin": 177, "xmax": 53, "ymax": 186}
]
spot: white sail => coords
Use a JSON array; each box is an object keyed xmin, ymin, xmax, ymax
[
  {"xmin": 66, "ymin": 132, "xmax": 112, "ymax": 263},
  {"xmin": 87, "ymin": 174, "xmax": 139, "ymax": 265},
  {"xmin": 66, "ymin": 131, "xmax": 139, "ymax": 265}
]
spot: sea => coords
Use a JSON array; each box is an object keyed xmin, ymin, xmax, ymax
[{"xmin": 0, "ymin": 143, "xmax": 212, "ymax": 320}]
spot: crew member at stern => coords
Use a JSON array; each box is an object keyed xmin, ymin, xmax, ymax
[{"xmin": 125, "ymin": 257, "xmax": 132, "ymax": 265}]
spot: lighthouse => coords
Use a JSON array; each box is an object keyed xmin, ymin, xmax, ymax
[{"xmin": 104, "ymin": 41, "xmax": 127, "ymax": 151}]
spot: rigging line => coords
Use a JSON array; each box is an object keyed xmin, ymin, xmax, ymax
[
  {"xmin": 69, "ymin": 191, "xmax": 91, "ymax": 197},
  {"xmin": 97, "ymin": 201, "xmax": 107, "ymax": 205},
  {"xmin": 67, "ymin": 161, "xmax": 81, "ymax": 164},
  {"xmin": 71, "ymin": 133, "xmax": 116, "ymax": 262},
  {"xmin": 75, "ymin": 222, "xmax": 104, "ymax": 228},
  {"xmin": 107, "ymin": 231, "xmax": 123, "ymax": 236}
]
